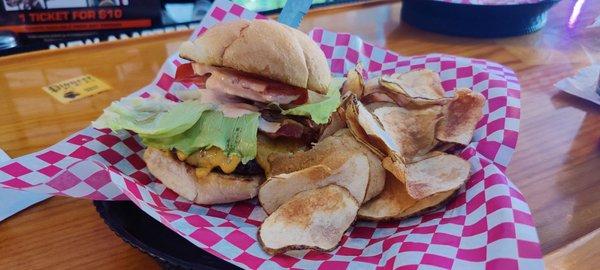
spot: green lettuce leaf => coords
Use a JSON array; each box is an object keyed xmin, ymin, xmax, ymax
[
  {"xmin": 92, "ymin": 95, "xmax": 211, "ymax": 138},
  {"xmin": 142, "ymin": 111, "xmax": 259, "ymax": 163},
  {"xmin": 93, "ymin": 95, "xmax": 259, "ymax": 163},
  {"xmin": 282, "ymin": 77, "xmax": 345, "ymax": 124}
]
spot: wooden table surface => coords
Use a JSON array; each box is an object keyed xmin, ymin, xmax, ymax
[{"xmin": 1, "ymin": 1, "xmax": 599, "ymax": 269}]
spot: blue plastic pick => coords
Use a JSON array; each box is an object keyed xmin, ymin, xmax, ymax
[{"xmin": 278, "ymin": 0, "xmax": 313, "ymax": 28}]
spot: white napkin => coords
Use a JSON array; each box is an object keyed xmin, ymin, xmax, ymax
[
  {"xmin": 587, "ymin": 15, "xmax": 600, "ymax": 28},
  {"xmin": 0, "ymin": 150, "xmax": 50, "ymax": 222},
  {"xmin": 555, "ymin": 64, "xmax": 600, "ymax": 106}
]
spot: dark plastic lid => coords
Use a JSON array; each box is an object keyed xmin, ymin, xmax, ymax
[{"xmin": 401, "ymin": 0, "xmax": 560, "ymax": 38}]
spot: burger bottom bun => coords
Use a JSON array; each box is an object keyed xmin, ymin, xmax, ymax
[{"xmin": 143, "ymin": 147, "xmax": 261, "ymax": 205}]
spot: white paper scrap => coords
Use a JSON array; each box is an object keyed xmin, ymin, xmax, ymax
[{"xmin": 555, "ymin": 64, "xmax": 600, "ymax": 106}]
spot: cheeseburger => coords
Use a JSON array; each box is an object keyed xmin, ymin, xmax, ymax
[{"xmin": 93, "ymin": 19, "xmax": 343, "ymax": 204}]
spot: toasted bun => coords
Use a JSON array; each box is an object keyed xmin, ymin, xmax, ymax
[
  {"xmin": 143, "ymin": 147, "xmax": 261, "ymax": 205},
  {"xmin": 179, "ymin": 19, "xmax": 331, "ymax": 94}
]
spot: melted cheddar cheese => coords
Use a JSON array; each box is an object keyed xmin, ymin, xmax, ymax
[
  {"xmin": 180, "ymin": 148, "xmax": 241, "ymax": 178},
  {"xmin": 176, "ymin": 136, "xmax": 305, "ymax": 178},
  {"xmin": 256, "ymin": 134, "xmax": 307, "ymax": 176}
]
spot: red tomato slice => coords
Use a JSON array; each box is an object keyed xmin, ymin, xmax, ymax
[{"xmin": 175, "ymin": 63, "xmax": 209, "ymax": 87}]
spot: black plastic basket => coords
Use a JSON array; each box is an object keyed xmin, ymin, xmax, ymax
[{"xmin": 94, "ymin": 200, "xmax": 240, "ymax": 270}]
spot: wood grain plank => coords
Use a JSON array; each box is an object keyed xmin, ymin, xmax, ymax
[
  {"xmin": 0, "ymin": 197, "xmax": 159, "ymax": 269},
  {"xmin": 544, "ymin": 228, "xmax": 600, "ymax": 270}
]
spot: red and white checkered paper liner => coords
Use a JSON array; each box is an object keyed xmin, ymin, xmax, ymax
[
  {"xmin": 0, "ymin": 0, "xmax": 542, "ymax": 269},
  {"xmin": 435, "ymin": 0, "xmax": 544, "ymax": 5}
]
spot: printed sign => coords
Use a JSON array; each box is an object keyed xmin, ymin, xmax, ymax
[
  {"xmin": 0, "ymin": 0, "xmax": 161, "ymax": 48},
  {"xmin": 42, "ymin": 74, "xmax": 111, "ymax": 103}
]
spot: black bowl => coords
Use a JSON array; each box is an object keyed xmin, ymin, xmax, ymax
[
  {"xmin": 94, "ymin": 200, "xmax": 240, "ymax": 270},
  {"xmin": 401, "ymin": 0, "xmax": 561, "ymax": 38}
]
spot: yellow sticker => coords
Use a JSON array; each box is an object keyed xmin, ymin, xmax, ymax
[{"xmin": 42, "ymin": 74, "xmax": 111, "ymax": 104}]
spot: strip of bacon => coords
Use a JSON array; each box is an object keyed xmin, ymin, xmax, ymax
[
  {"xmin": 259, "ymin": 111, "xmax": 319, "ymax": 141},
  {"xmin": 174, "ymin": 63, "xmax": 308, "ymax": 105}
]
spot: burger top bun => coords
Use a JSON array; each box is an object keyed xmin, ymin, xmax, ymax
[{"xmin": 179, "ymin": 19, "xmax": 332, "ymax": 94}]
